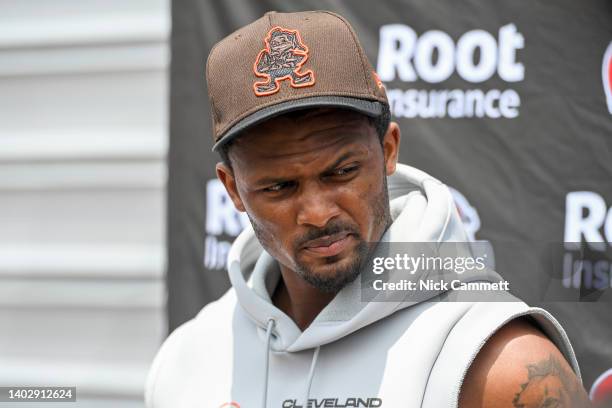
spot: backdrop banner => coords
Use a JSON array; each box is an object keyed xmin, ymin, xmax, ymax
[{"xmin": 169, "ymin": 0, "xmax": 612, "ymax": 400}]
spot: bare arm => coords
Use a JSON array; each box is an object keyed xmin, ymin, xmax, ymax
[{"xmin": 459, "ymin": 317, "xmax": 591, "ymax": 408}]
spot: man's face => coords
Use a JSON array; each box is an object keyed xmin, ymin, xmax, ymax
[{"xmin": 217, "ymin": 109, "xmax": 399, "ymax": 292}]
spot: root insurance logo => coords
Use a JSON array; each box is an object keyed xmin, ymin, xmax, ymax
[
  {"xmin": 603, "ymin": 41, "xmax": 612, "ymax": 115},
  {"xmin": 563, "ymin": 191, "xmax": 612, "ymax": 290},
  {"xmin": 376, "ymin": 24, "xmax": 524, "ymax": 119},
  {"xmin": 204, "ymin": 179, "xmax": 249, "ymax": 270}
]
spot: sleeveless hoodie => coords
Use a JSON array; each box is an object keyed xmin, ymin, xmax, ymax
[{"xmin": 145, "ymin": 163, "xmax": 580, "ymax": 408}]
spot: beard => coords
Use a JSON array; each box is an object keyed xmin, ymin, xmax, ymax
[
  {"xmin": 249, "ymin": 173, "xmax": 392, "ymax": 294},
  {"xmin": 293, "ymin": 220, "xmax": 370, "ymax": 293}
]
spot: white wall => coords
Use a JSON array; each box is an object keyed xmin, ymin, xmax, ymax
[{"xmin": 0, "ymin": 1, "xmax": 169, "ymax": 406}]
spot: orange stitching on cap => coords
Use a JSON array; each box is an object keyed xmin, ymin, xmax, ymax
[
  {"xmin": 372, "ymin": 71, "xmax": 384, "ymax": 89},
  {"xmin": 253, "ymin": 26, "xmax": 316, "ymax": 96}
]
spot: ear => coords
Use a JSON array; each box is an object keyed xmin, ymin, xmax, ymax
[
  {"xmin": 216, "ymin": 162, "xmax": 246, "ymax": 212},
  {"xmin": 382, "ymin": 121, "xmax": 401, "ymax": 175}
]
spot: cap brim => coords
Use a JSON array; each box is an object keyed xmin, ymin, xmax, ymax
[{"xmin": 211, "ymin": 96, "xmax": 384, "ymax": 152}]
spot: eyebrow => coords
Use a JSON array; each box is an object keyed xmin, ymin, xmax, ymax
[
  {"xmin": 321, "ymin": 151, "xmax": 357, "ymax": 175},
  {"xmin": 252, "ymin": 150, "xmax": 361, "ymax": 188}
]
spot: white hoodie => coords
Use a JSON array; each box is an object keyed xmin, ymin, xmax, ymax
[{"xmin": 145, "ymin": 164, "xmax": 580, "ymax": 408}]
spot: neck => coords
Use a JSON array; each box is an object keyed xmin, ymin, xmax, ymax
[{"xmin": 272, "ymin": 264, "xmax": 336, "ymax": 331}]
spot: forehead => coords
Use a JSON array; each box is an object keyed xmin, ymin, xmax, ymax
[{"xmin": 229, "ymin": 108, "xmax": 376, "ymax": 165}]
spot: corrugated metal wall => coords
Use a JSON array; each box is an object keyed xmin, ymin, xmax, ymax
[{"xmin": 0, "ymin": 0, "xmax": 169, "ymax": 406}]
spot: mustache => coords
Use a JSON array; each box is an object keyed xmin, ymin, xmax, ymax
[{"xmin": 294, "ymin": 220, "xmax": 361, "ymax": 250}]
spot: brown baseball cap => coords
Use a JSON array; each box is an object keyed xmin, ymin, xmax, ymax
[{"xmin": 207, "ymin": 10, "xmax": 388, "ymax": 151}]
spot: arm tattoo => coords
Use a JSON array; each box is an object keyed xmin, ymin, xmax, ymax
[{"xmin": 512, "ymin": 354, "xmax": 591, "ymax": 408}]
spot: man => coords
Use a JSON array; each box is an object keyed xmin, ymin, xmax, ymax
[{"xmin": 146, "ymin": 10, "xmax": 590, "ymax": 408}]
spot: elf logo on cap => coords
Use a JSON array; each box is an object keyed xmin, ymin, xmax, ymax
[{"xmin": 253, "ymin": 26, "xmax": 315, "ymax": 96}]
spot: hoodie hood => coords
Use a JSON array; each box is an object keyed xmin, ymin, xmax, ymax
[{"xmin": 226, "ymin": 163, "xmax": 497, "ymax": 353}]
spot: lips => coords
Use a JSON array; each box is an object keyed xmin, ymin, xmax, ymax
[{"xmin": 301, "ymin": 232, "xmax": 353, "ymax": 257}]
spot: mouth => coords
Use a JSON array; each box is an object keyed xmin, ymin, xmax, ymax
[{"xmin": 301, "ymin": 232, "xmax": 354, "ymax": 258}]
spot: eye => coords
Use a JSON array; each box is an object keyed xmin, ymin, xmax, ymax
[
  {"xmin": 332, "ymin": 165, "xmax": 359, "ymax": 177},
  {"xmin": 263, "ymin": 181, "xmax": 295, "ymax": 193}
]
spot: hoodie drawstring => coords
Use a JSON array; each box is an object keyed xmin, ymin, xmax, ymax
[
  {"xmin": 302, "ymin": 346, "xmax": 320, "ymax": 408},
  {"xmin": 262, "ymin": 318, "xmax": 275, "ymax": 408},
  {"xmin": 262, "ymin": 319, "xmax": 320, "ymax": 408}
]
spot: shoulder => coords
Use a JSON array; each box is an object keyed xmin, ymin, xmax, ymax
[
  {"xmin": 144, "ymin": 290, "xmax": 238, "ymax": 408},
  {"xmin": 459, "ymin": 317, "xmax": 590, "ymax": 408},
  {"xmin": 144, "ymin": 317, "xmax": 193, "ymax": 408}
]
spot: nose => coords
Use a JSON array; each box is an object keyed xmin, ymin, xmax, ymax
[{"xmin": 296, "ymin": 187, "xmax": 341, "ymax": 228}]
